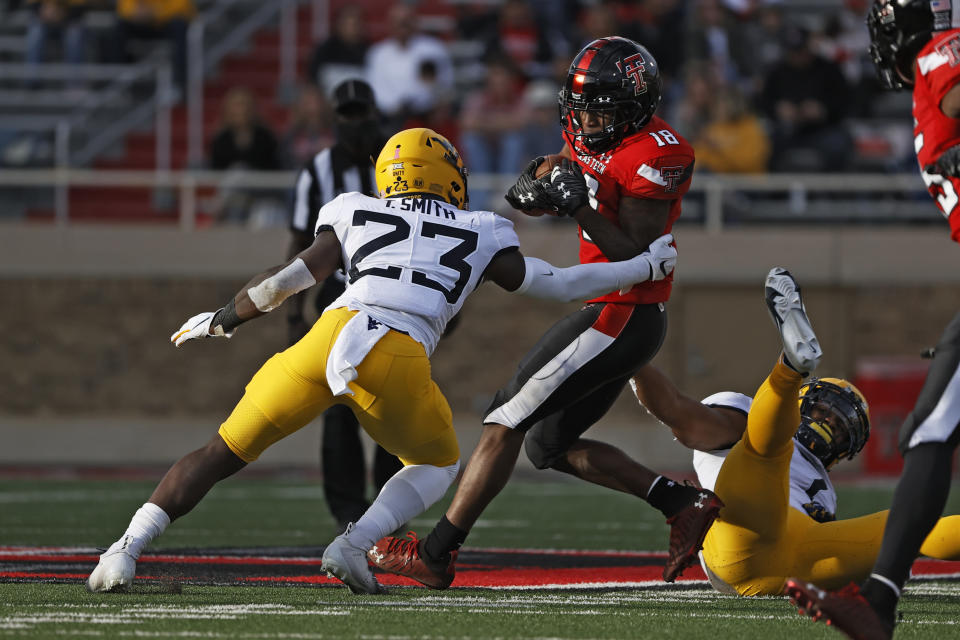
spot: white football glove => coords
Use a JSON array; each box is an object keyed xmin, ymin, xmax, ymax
[
  {"xmin": 642, "ymin": 234, "xmax": 677, "ymax": 282},
  {"xmin": 170, "ymin": 311, "xmax": 233, "ymax": 347}
]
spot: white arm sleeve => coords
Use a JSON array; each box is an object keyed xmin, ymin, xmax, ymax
[
  {"xmin": 514, "ymin": 256, "xmax": 652, "ymax": 302},
  {"xmin": 246, "ymin": 258, "xmax": 318, "ymax": 312}
]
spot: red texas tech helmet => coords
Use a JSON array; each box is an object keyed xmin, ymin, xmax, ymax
[{"xmin": 559, "ymin": 36, "xmax": 662, "ymax": 154}]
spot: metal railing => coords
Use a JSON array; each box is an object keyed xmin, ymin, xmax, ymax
[
  {"xmin": 0, "ymin": 62, "xmax": 174, "ymax": 169},
  {"xmin": 0, "ymin": 170, "xmax": 940, "ymax": 231},
  {"xmin": 3, "ymin": 1, "xmax": 331, "ymax": 171}
]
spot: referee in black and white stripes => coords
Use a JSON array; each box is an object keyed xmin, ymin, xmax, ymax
[{"xmin": 286, "ymin": 78, "xmax": 403, "ymax": 533}]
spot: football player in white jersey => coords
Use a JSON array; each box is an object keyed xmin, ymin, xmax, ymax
[
  {"xmin": 84, "ymin": 128, "xmax": 679, "ymax": 596},
  {"xmin": 628, "ymin": 268, "xmax": 960, "ymax": 597}
]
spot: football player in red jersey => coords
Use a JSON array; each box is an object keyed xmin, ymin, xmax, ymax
[
  {"xmin": 785, "ymin": 2, "xmax": 960, "ymax": 639},
  {"xmin": 367, "ymin": 37, "xmax": 722, "ymax": 589}
]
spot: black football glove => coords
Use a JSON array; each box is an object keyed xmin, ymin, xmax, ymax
[
  {"xmin": 541, "ymin": 159, "xmax": 590, "ymax": 217},
  {"xmin": 925, "ymin": 143, "xmax": 960, "ymax": 178},
  {"xmin": 504, "ymin": 157, "xmax": 553, "ymax": 211}
]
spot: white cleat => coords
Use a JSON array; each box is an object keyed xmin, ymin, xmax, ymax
[
  {"xmin": 85, "ymin": 543, "xmax": 137, "ymax": 593},
  {"xmin": 765, "ymin": 267, "xmax": 822, "ymax": 375},
  {"xmin": 321, "ymin": 523, "xmax": 384, "ymax": 595}
]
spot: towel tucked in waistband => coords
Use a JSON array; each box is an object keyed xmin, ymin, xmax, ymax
[{"xmin": 325, "ymin": 311, "xmax": 391, "ymax": 397}]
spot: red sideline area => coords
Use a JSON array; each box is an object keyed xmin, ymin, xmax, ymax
[{"xmin": 3, "ymin": 547, "xmax": 960, "ymax": 589}]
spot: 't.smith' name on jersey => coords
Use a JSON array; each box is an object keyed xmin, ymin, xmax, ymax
[{"xmin": 315, "ymin": 192, "xmax": 519, "ymax": 354}]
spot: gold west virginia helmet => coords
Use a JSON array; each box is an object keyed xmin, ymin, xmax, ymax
[
  {"xmin": 375, "ymin": 128, "xmax": 469, "ymax": 209},
  {"xmin": 797, "ymin": 377, "xmax": 871, "ymax": 470}
]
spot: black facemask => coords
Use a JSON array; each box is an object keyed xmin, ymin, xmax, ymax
[{"xmin": 337, "ymin": 117, "xmax": 384, "ymax": 162}]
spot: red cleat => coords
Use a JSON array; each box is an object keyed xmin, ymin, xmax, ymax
[
  {"xmin": 662, "ymin": 488, "xmax": 723, "ymax": 582},
  {"xmin": 367, "ymin": 531, "xmax": 456, "ymax": 590},
  {"xmin": 784, "ymin": 579, "xmax": 894, "ymax": 640}
]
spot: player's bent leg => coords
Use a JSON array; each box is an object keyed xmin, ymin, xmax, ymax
[
  {"xmin": 743, "ymin": 361, "xmax": 805, "ymax": 459},
  {"xmin": 365, "ymin": 425, "xmax": 524, "ymax": 590},
  {"xmin": 446, "ymin": 424, "xmax": 524, "ymax": 532},
  {"xmin": 783, "ymin": 510, "xmax": 960, "ymax": 637},
  {"xmin": 335, "ymin": 330, "xmax": 464, "ymax": 590},
  {"xmin": 89, "ymin": 352, "xmax": 332, "ymax": 595},
  {"xmin": 792, "ymin": 508, "xmax": 960, "ymax": 594},
  {"xmin": 526, "ymin": 379, "xmax": 723, "ymax": 583},
  {"xmin": 355, "ymin": 461, "xmax": 460, "ymax": 551},
  {"xmin": 918, "ymin": 513, "xmax": 960, "ymax": 559},
  {"xmin": 149, "ymin": 434, "xmax": 247, "ymax": 520},
  {"xmin": 362, "ymin": 461, "xmax": 462, "ymax": 590},
  {"xmin": 699, "ymin": 365, "xmax": 802, "ymax": 593},
  {"xmin": 786, "ymin": 510, "xmax": 888, "ymax": 592},
  {"xmin": 87, "ymin": 435, "xmax": 245, "ymax": 594}
]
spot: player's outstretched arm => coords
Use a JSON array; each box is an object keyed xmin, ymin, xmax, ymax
[
  {"xmin": 171, "ymin": 231, "xmax": 342, "ymax": 347},
  {"xmin": 484, "ymin": 234, "xmax": 676, "ymax": 303},
  {"xmin": 574, "ymin": 194, "xmax": 672, "ymax": 262},
  {"xmin": 630, "ymin": 365, "xmax": 746, "ymax": 451}
]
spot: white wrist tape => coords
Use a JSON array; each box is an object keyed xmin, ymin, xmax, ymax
[
  {"xmin": 247, "ymin": 258, "xmax": 317, "ymax": 312},
  {"xmin": 515, "ymin": 256, "xmax": 651, "ymax": 302}
]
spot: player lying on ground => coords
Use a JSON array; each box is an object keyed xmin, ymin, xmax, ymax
[
  {"xmin": 85, "ymin": 127, "xmax": 678, "ymax": 595},
  {"xmin": 366, "ymin": 36, "xmax": 721, "ymax": 592},
  {"xmin": 632, "ymin": 267, "xmax": 960, "ymax": 596}
]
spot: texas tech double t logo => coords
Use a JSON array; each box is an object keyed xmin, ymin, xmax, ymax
[{"xmin": 616, "ymin": 54, "xmax": 648, "ymax": 95}]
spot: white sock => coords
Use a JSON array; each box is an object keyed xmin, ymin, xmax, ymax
[
  {"xmin": 106, "ymin": 502, "xmax": 170, "ymax": 560},
  {"xmin": 348, "ymin": 461, "xmax": 460, "ymax": 550}
]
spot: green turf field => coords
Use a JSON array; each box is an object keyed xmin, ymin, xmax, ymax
[{"xmin": 2, "ymin": 474, "xmax": 959, "ymax": 639}]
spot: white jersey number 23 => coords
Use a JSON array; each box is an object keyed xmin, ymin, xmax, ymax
[{"xmin": 347, "ymin": 209, "xmax": 479, "ymax": 304}]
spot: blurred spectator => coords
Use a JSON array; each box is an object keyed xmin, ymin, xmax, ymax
[
  {"xmin": 481, "ymin": 0, "xmax": 554, "ymax": 79},
  {"xmin": 403, "ymin": 86, "xmax": 460, "ymax": 149},
  {"xmin": 691, "ymin": 86, "xmax": 770, "ymax": 174},
  {"xmin": 760, "ymin": 25, "xmax": 852, "ymax": 172},
  {"xmin": 209, "ymin": 87, "xmax": 282, "ymax": 224},
  {"xmin": 667, "ymin": 62, "xmax": 717, "ymax": 141},
  {"xmin": 210, "ymin": 87, "xmax": 280, "ymax": 171},
  {"xmin": 578, "ymin": 1, "xmax": 621, "ymax": 48},
  {"xmin": 365, "ymin": 3, "xmax": 453, "ymax": 128},
  {"xmin": 685, "ymin": 0, "xmax": 752, "ymax": 86},
  {"xmin": 458, "ymin": 57, "xmax": 530, "ymax": 211},
  {"xmin": 306, "ymin": 5, "xmax": 368, "ymax": 95},
  {"xmin": 111, "ymin": 0, "xmax": 193, "ymax": 92},
  {"xmin": 634, "ymin": 0, "xmax": 687, "ymax": 81},
  {"xmin": 527, "ymin": 0, "xmax": 578, "ymax": 59},
  {"xmin": 520, "ymin": 79, "xmax": 563, "ymax": 162},
  {"xmin": 739, "ymin": 4, "xmax": 787, "ymax": 93},
  {"xmin": 281, "ymin": 84, "xmax": 335, "ymax": 169},
  {"xmin": 25, "ymin": 0, "xmax": 87, "ymax": 66},
  {"xmin": 813, "ymin": 0, "xmax": 875, "ymax": 117}
]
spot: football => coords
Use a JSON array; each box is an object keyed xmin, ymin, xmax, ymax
[{"xmin": 534, "ymin": 154, "xmax": 566, "ymax": 179}]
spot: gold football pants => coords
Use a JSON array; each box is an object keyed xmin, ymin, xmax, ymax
[
  {"xmin": 218, "ymin": 307, "xmax": 459, "ymax": 467},
  {"xmin": 702, "ymin": 361, "xmax": 960, "ymax": 596}
]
